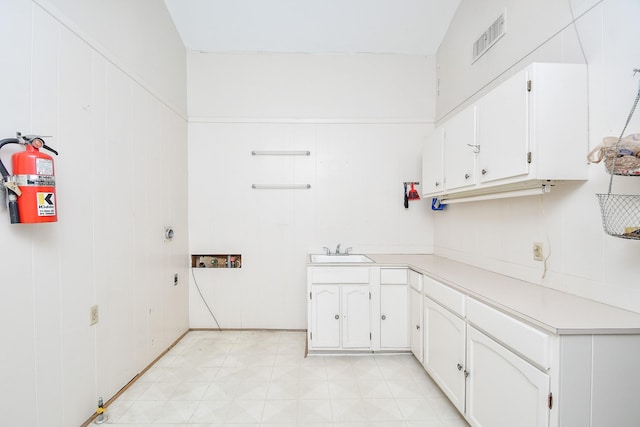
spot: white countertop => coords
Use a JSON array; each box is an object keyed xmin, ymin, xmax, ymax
[{"xmin": 309, "ymin": 253, "xmax": 640, "ymax": 335}]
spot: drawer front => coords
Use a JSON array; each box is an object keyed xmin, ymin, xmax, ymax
[
  {"xmin": 408, "ymin": 269, "xmax": 422, "ymax": 292},
  {"xmin": 423, "ymin": 276, "xmax": 465, "ymax": 317},
  {"xmin": 380, "ymin": 268, "xmax": 408, "ymax": 285},
  {"xmin": 466, "ymin": 297, "xmax": 551, "ymax": 369},
  {"xmin": 310, "ymin": 268, "xmax": 370, "ymax": 284}
]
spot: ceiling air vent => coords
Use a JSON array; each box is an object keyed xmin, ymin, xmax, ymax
[{"xmin": 472, "ymin": 12, "xmax": 506, "ymax": 63}]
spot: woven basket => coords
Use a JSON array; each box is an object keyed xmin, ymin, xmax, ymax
[
  {"xmin": 588, "ymin": 134, "xmax": 640, "ymax": 176},
  {"xmin": 596, "ymin": 193, "xmax": 640, "ymax": 239}
]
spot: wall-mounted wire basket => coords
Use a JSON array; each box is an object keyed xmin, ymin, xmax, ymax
[
  {"xmin": 596, "ymin": 194, "xmax": 640, "ymax": 239},
  {"xmin": 595, "ymin": 68, "xmax": 640, "ymax": 240}
]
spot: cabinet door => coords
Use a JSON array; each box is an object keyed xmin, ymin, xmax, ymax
[
  {"xmin": 341, "ymin": 285, "xmax": 371, "ymax": 349},
  {"xmin": 422, "ymin": 127, "xmax": 444, "ymax": 195},
  {"xmin": 409, "ymin": 287, "xmax": 423, "ymax": 363},
  {"xmin": 380, "ymin": 285, "xmax": 409, "ymax": 349},
  {"xmin": 444, "ymin": 106, "xmax": 477, "ymax": 191},
  {"xmin": 476, "ymin": 69, "xmax": 529, "ymax": 183},
  {"xmin": 424, "ymin": 297, "xmax": 466, "ymax": 413},
  {"xmin": 309, "ymin": 285, "xmax": 341, "ymax": 349},
  {"xmin": 466, "ymin": 326, "xmax": 549, "ymax": 427}
]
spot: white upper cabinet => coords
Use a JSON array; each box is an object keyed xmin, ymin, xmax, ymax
[
  {"xmin": 476, "ymin": 63, "xmax": 588, "ymax": 185},
  {"xmin": 422, "ymin": 127, "xmax": 444, "ymax": 196},
  {"xmin": 526, "ymin": 63, "xmax": 588, "ymax": 180},
  {"xmin": 424, "ymin": 62, "xmax": 588, "ymax": 199},
  {"xmin": 476, "ymin": 68, "xmax": 529, "ymax": 183},
  {"xmin": 443, "ymin": 106, "xmax": 477, "ymax": 192}
]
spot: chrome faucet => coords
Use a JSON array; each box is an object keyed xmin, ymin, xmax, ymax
[{"xmin": 322, "ymin": 244, "xmax": 350, "ymax": 255}]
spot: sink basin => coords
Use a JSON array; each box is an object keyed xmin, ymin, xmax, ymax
[{"xmin": 310, "ymin": 254, "xmax": 374, "ymax": 263}]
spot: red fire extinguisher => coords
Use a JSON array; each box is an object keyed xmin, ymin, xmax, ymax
[{"xmin": 0, "ymin": 133, "xmax": 58, "ymax": 224}]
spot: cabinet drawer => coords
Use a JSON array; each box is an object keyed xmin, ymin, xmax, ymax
[
  {"xmin": 380, "ymin": 268, "xmax": 408, "ymax": 285},
  {"xmin": 408, "ymin": 269, "xmax": 422, "ymax": 292},
  {"xmin": 310, "ymin": 268, "xmax": 370, "ymax": 284},
  {"xmin": 466, "ymin": 298, "xmax": 550, "ymax": 369},
  {"xmin": 423, "ymin": 276, "xmax": 465, "ymax": 317}
]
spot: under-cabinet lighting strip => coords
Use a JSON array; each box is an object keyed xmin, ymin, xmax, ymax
[
  {"xmin": 251, "ymin": 184, "xmax": 311, "ymax": 190},
  {"xmin": 251, "ymin": 150, "xmax": 310, "ymax": 156},
  {"xmin": 438, "ymin": 186, "xmax": 550, "ymax": 205}
]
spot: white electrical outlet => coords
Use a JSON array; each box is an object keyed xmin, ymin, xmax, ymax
[
  {"xmin": 533, "ymin": 242, "xmax": 544, "ymax": 261},
  {"xmin": 90, "ymin": 304, "xmax": 99, "ymax": 325}
]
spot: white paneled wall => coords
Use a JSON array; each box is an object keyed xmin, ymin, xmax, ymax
[
  {"xmin": 188, "ymin": 52, "xmax": 435, "ymax": 121},
  {"xmin": 436, "ymin": 0, "xmax": 585, "ymax": 120},
  {"xmin": 189, "ymin": 122, "xmax": 434, "ymax": 329},
  {"xmin": 0, "ymin": 2, "xmax": 188, "ymax": 426},
  {"xmin": 45, "ymin": 0, "xmax": 187, "ymax": 114},
  {"xmin": 434, "ymin": 0, "xmax": 640, "ymax": 313},
  {"xmin": 188, "ymin": 53, "xmax": 436, "ymax": 329}
]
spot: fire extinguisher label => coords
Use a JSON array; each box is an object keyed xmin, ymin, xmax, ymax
[
  {"xmin": 37, "ymin": 192, "xmax": 56, "ymax": 216},
  {"xmin": 14, "ymin": 174, "xmax": 55, "ymax": 186},
  {"xmin": 36, "ymin": 158, "xmax": 53, "ymax": 175}
]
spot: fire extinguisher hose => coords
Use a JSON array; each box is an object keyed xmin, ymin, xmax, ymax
[
  {"xmin": 0, "ymin": 137, "xmax": 19, "ymax": 178},
  {"xmin": 0, "ymin": 137, "xmax": 21, "ymax": 223}
]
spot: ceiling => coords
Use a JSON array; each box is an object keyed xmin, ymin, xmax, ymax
[{"xmin": 163, "ymin": 0, "xmax": 460, "ymax": 55}]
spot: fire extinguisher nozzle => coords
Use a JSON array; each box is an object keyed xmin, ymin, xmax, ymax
[{"xmin": 8, "ymin": 200, "xmax": 20, "ymax": 224}]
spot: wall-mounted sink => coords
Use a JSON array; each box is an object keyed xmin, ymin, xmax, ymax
[{"xmin": 310, "ymin": 254, "xmax": 374, "ymax": 263}]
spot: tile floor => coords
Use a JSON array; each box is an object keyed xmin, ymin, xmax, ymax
[{"xmin": 105, "ymin": 330, "xmax": 469, "ymax": 426}]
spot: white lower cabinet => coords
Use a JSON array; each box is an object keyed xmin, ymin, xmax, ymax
[
  {"xmin": 309, "ymin": 284, "xmax": 370, "ymax": 350},
  {"xmin": 309, "ymin": 260, "xmax": 640, "ymax": 426},
  {"xmin": 309, "ymin": 285, "xmax": 341, "ymax": 348},
  {"xmin": 378, "ymin": 268, "xmax": 410, "ymax": 351},
  {"xmin": 380, "ymin": 284, "xmax": 409, "ymax": 349},
  {"xmin": 424, "ymin": 296, "xmax": 466, "ymax": 413},
  {"xmin": 341, "ymin": 285, "xmax": 371, "ymax": 349},
  {"xmin": 409, "ymin": 286, "xmax": 423, "ymax": 363},
  {"xmin": 466, "ymin": 325, "xmax": 549, "ymax": 427},
  {"xmin": 307, "ymin": 267, "xmax": 372, "ymax": 351},
  {"xmin": 423, "ymin": 280, "xmax": 551, "ymax": 427}
]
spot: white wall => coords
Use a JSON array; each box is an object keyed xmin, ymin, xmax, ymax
[
  {"xmin": 43, "ymin": 0, "xmax": 187, "ymax": 116},
  {"xmin": 188, "ymin": 52, "xmax": 436, "ymax": 329},
  {"xmin": 188, "ymin": 52, "xmax": 435, "ymax": 121},
  {"xmin": 0, "ymin": 1, "xmax": 188, "ymax": 426},
  {"xmin": 433, "ymin": 0, "xmax": 640, "ymax": 313}
]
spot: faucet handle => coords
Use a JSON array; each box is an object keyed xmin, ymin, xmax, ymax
[
  {"xmin": 345, "ymin": 247, "xmax": 353, "ymax": 254},
  {"xmin": 322, "ymin": 246, "xmax": 330, "ymax": 255}
]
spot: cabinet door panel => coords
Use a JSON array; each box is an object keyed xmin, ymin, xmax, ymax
[
  {"xmin": 342, "ymin": 285, "xmax": 371, "ymax": 349},
  {"xmin": 410, "ymin": 288, "xmax": 423, "ymax": 363},
  {"xmin": 444, "ymin": 106, "xmax": 477, "ymax": 191},
  {"xmin": 424, "ymin": 297, "xmax": 466, "ymax": 412},
  {"xmin": 380, "ymin": 285, "xmax": 409, "ymax": 349},
  {"xmin": 310, "ymin": 285, "xmax": 340, "ymax": 349},
  {"xmin": 422, "ymin": 127, "xmax": 444, "ymax": 195},
  {"xmin": 466, "ymin": 326, "xmax": 549, "ymax": 427},
  {"xmin": 476, "ymin": 70, "xmax": 529, "ymax": 183}
]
